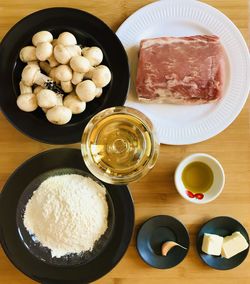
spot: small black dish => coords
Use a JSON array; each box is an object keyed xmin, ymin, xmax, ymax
[
  {"xmin": 196, "ymin": 216, "xmax": 249, "ymax": 270},
  {"xmin": 136, "ymin": 215, "xmax": 189, "ymax": 269},
  {"xmin": 0, "ymin": 148, "xmax": 134, "ymax": 283},
  {"xmin": 0, "ymin": 7, "xmax": 129, "ymax": 144}
]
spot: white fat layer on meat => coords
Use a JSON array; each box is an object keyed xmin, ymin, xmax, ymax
[{"xmin": 141, "ymin": 37, "xmax": 217, "ymax": 49}]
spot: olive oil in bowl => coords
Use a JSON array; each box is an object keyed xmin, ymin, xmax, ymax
[
  {"xmin": 174, "ymin": 153, "xmax": 225, "ymax": 204},
  {"xmin": 81, "ymin": 107, "xmax": 159, "ymax": 184},
  {"xmin": 182, "ymin": 162, "xmax": 214, "ymax": 193}
]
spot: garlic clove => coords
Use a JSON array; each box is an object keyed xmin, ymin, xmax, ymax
[{"xmin": 161, "ymin": 241, "xmax": 187, "ymax": 256}]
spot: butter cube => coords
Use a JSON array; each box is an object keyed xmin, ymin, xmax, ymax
[
  {"xmin": 221, "ymin": 231, "xmax": 249, "ymax": 259},
  {"xmin": 202, "ymin": 233, "xmax": 224, "ymax": 256}
]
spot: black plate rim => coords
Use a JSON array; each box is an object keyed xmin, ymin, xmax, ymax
[
  {"xmin": 136, "ymin": 215, "xmax": 190, "ymax": 269},
  {"xmin": 196, "ymin": 216, "xmax": 250, "ymax": 270},
  {"xmin": 0, "ymin": 148, "xmax": 134, "ymax": 283},
  {"xmin": 0, "ymin": 7, "xmax": 130, "ymax": 145}
]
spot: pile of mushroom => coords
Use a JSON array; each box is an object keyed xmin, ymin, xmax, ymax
[{"xmin": 17, "ymin": 31, "xmax": 112, "ymax": 125}]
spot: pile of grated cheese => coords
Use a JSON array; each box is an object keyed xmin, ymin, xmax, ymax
[{"xmin": 23, "ymin": 174, "xmax": 108, "ymax": 258}]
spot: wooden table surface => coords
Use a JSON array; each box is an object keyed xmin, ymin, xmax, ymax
[{"xmin": 0, "ymin": 0, "xmax": 249, "ymax": 283}]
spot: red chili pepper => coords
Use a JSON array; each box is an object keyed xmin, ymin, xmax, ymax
[
  {"xmin": 195, "ymin": 193, "xmax": 204, "ymax": 200},
  {"xmin": 186, "ymin": 190, "xmax": 194, "ymax": 198}
]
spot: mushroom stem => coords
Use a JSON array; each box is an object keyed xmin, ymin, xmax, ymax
[
  {"xmin": 39, "ymin": 61, "xmax": 51, "ymax": 75},
  {"xmin": 19, "ymin": 81, "xmax": 32, "ymax": 94},
  {"xmin": 28, "ymin": 70, "xmax": 65, "ymax": 95}
]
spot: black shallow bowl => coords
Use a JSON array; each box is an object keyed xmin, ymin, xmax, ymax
[
  {"xmin": 16, "ymin": 168, "xmax": 115, "ymax": 267},
  {"xmin": 136, "ymin": 215, "xmax": 189, "ymax": 269},
  {"xmin": 0, "ymin": 148, "xmax": 134, "ymax": 284},
  {"xmin": 196, "ymin": 216, "xmax": 249, "ymax": 270},
  {"xmin": 0, "ymin": 8, "xmax": 129, "ymax": 144}
]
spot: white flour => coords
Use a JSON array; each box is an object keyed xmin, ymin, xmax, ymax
[{"xmin": 23, "ymin": 174, "xmax": 108, "ymax": 258}]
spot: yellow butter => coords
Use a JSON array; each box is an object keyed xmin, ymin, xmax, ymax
[
  {"xmin": 221, "ymin": 231, "xmax": 249, "ymax": 259},
  {"xmin": 202, "ymin": 233, "xmax": 223, "ymax": 256}
]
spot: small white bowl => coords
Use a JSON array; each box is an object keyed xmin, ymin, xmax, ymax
[{"xmin": 174, "ymin": 153, "xmax": 225, "ymax": 204}]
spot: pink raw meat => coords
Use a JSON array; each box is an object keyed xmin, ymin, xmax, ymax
[{"xmin": 136, "ymin": 35, "xmax": 226, "ymax": 104}]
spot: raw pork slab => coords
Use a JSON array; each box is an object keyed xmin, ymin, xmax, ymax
[{"xmin": 136, "ymin": 35, "xmax": 226, "ymax": 104}]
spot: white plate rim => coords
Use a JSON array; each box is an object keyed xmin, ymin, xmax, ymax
[{"xmin": 116, "ymin": 0, "xmax": 250, "ymax": 145}]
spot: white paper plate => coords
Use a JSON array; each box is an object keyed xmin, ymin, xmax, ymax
[{"xmin": 116, "ymin": 0, "xmax": 250, "ymax": 145}]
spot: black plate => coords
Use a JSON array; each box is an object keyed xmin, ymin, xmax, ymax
[
  {"xmin": 136, "ymin": 215, "xmax": 189, "ymax": 269},
  {"xmin": 16, "ymin": 167, "xmax": 115, "ymax": 267},
  {"xmin": 0, "ymin": 8, "xmax": 129, "ymax": 144},
  {"xmin": 196, "ymin": 216, "xmax": 249, "ymax": 270},
  {"xmin": 0, "ymin": 148, "xmax": 134, "ymax": 283}
]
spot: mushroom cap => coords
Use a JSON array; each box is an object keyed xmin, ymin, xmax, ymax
[
  {"xmin": 54, "ymin": 65, "xmax": 73, "ymax": 82},
  {"xmin": 70, "ymin": 56, "xmax": 91, "ymax": 73},
  {"xmin": 46, "ymin": 106, "xmax": 72, "ymax": 125},
  {"xmin": 57, "ymin": 32, "xmax": 77, "ymax": 46},
  {"xmin": 54, "ymin": 44, "xmax": 71, "ymax": 64},
  {"xmin": 32, "ymin": 31, "xmax": 53, "ymax": 46},
  {"xmin": 37, "ymin": 89, "xmax": 58, "ymax": 108},
  {"xmin": 36, "ymin": 42, "xmax": 53, "ymax": 61},
  {"xmin": 92, "ymin": 65, "xmax": 111, "ymax": 88},
  {"xmin": 17, "ymin": 93, "xmax": 38, "ymax": 112},
  {"xmin": 19, "ymin": 46, "xmax": 37, "ymax": 63},
  {"xmin": 95, "ymin": 87, "xmax": 103, "ymax": 98},
  {"xmin": 21, "ymin": 64, "xmax": 40, "ymax": 86},
  {"xmin": 75, "ymin": 80, "xmax": 96, "ymax": 102},
  {"xmin": 82, "ymin": 46, "xmax": 103, "ymax": 66},
  {"xmin": 71, "ymin": 71, "xmax": 84, "ymax": 85},
  {"xmin": 61, "ymin": 81, "xmax": 73, "ymax": 93},
  {"xmin": 64, "ymin": 92, "xmax": 86, "ymax": 114}
]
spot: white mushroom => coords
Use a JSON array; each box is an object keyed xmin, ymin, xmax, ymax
[
  {"xmin": 64, "ymin": 92, "xmax": 86, "ymax": 114},
  {"xmin": 54, "ymin": 44, "xmax": 81, "ymax": 64},
  {"xmin": 19, "ymin": 81, "xmax": 32, "ymax": 94},
  {"xmin": 33, "ymin": 86, "xmax": 43, "ymax": 95},
  {"xmin": 36, "ymin": 42, "xmax": 53, "ymax": 61},
  {"xmin": 21, "ymin": 64, "xmax": 40, "ymax": 86},
  {"xmin": 39, "ymin": 61, "xmax": 51, "ymax": 75},
  {"xmin": 92, "ymin": 65, "xmax": 111, "ymax": 88},
  {"xmin": 46, "ymin": 106, "xmax": 72, "ymax": 125},
  {"xmin": 82, "ymin": 46, "xmax": 103, "ymax": 66},
  {"xmin": 19, "ymin": 46, "xmax": 37, "ymax": 62},
  {"xmin": 17, "ymin": 93, "xmax": 38, "ymax": 112},
  {"xmin": 76, "ymin": 80, "xmax": 96, "ymax": 102},
  {"xmin": 47, "ymin": 53, "xmax": 59, "ymax": 67},
  {"xmin": 54, "ymin": 65, "xmax": 73, "ymax": 82},
  {"xmin": 57, "ymin": 32, "xmax": 77, "ymax": 46},
  {"xmin": 71, "ymin": 71, "xmax": 84, "ymax": 85},
  {"xmin": 21, "ymin": 65, "xmax": 54, "ymax": 88},
  {"xmin": 32, "ymin": 31, "xmax": 53, "ymax": 46},
  {"xmin": 61, "ymin": 81, "xmax": 73, "ymax": 93},
  {"xmin": 95, "ymin": 87, "xmax": 103, "ymax": 98},
  {"xmin": 70, "ymin": 56, "xmax": 90, "ymax": 73},
  {"xmin": 37, "ymin": 89, "xmax": 58, "ymax": 108}
]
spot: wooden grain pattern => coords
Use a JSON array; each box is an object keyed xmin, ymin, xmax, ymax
[{"xmin": 0, "ymin": 0, "xmax": 249, "ymax": 283}]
